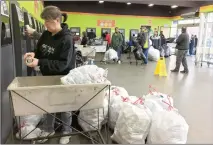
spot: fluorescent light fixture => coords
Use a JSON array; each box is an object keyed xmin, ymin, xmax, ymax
[
  {"xmin": 99, "ymin": 1, "xmax": 104, "ymax": 3},
  {"xmin": 171, "ymin": 5, "xmax": 178, "ymax": 8},
  {"xmin": 127, "ymin": 2, "xmax": 131, "ymax": 5},
  {"xmin": 148, "ymin": 4, "xmax": 154, "ymax": 7}
]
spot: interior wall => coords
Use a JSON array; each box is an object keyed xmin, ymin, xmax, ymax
[
  {"xmin": 18, "ymin": 1, "xmax": 44, "ymax": 22},
  {"xmin": 66, "ymin": 12, "xmax": 172, "ymax": 40}
]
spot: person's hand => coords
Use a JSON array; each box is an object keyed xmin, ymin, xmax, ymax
[
  {"xmin": 25, "ymin": 26, "xmax": 35, "ymax": 37},
  {"xmin": 26, "ymin": 58, "xmax": 39, "ymax": 68},
  {"xmin": 24, "ymin": 52, "xmax": 35, "ymax": 60}
]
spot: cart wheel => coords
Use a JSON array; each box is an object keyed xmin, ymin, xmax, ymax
[{"xmin": 201, "ymin": 63, "xmax": 202, "ymax": 67}]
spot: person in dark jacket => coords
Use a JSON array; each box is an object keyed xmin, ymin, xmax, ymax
[
  {"xmin": 171, "ymin": 27, "xmax": 189, "ymax": 74},
  {"xmin": 137, "ymin": 26, "xmax": 148, "ymax": 64},
  {"xmin": 150, "ymin": 31, "xmax": 160, "ymax": 49},
  {"xmin": 87, "ymin": 29, "xmax": 96, "ymax": 40},
  {"xmin": 81, "ymin": 31, "xmax": 88, "ymax": 45},
  {"xmin": 194, "ymin": 35, "xmax": 198, "ymax": 54},
  {"xmin": 189, "ymin": 35, "xmax": 195, "ymax": 55},
  {"xmin": 159, "ymin": 31, "xmax": 166, "ymax": 46},
  {"xmin": 24, "ymin": 6, "xmax": 75, "ymax": 144},
  {"xmin": 111, "ymin": 27, "xmax": 123, "ymax": 64}
]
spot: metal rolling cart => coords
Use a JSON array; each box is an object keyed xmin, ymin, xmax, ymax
[
  {"xmin": 195, "ymin": 46, "xmax": 213, "ymax": 67},
  {"xmin": 195, "ymin": 12, "xmax": 213, "ymax": 67},
  {"xmin": 76, "ymin": 45, "xmax": 96, "ymax": 65},
  {"xmin": 8, "ymin": 75, "xmax": 111, "ymax": 144}
]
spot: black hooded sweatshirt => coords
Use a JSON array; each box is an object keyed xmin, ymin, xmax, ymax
[{"xmin": 35, "ymin": 23, "xmax": 75, "ymax": 76}]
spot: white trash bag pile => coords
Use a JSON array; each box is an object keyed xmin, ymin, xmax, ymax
[
  {"xmin": 148, "ymin": 46, "xmax": 160, "ymax": 61},
  {"xmin": 109, "ymin": 86, "xmax": 189, "ymax": 144},
  {"xmin": 61, "ymin": 65, "xmax": 109, "ymax": 85},
  {"xmin": 147, "ymin": 110, "xmax": 189, "ymax": 144},
  {"xmin": 16, "ymin": 115, "xmax": 43, "ymax": 139},
  {"xmin": 61, "ymin": 65, "xmax": 111, "ymax": 131},
  {"xmin": 78, "ymin": 98, "xmax": 108, "ymax": 131},
  {"xmin": 103, "ymin": 48, "xmax": 118, "ymax": 62},
  {"xmin": 111, "ymin": 101, "xmax": 152, "ymax": 144}
]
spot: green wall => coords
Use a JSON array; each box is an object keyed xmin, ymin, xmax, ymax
[
  {"xmin": 66, "ymin": 12, "xmax": 172, "ymax": 40},
  {"xmin": 18, "ymin": 1, "xmax": 44, "ymax": 22}
]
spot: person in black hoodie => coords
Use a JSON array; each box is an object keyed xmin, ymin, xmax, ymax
[
  {"xmin": 24, "ymin": 6, "xmax": 75, "ymax": 144},
  {"xmin": 81, "ymin": 31, "xmax": 88, "ymax": 46}
]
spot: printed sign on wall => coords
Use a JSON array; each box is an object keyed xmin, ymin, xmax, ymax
[{"xmin": 97, "ymin": 20, "xmax": 115, "ymax": 27}]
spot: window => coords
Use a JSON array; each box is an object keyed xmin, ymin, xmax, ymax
[
  {"xmin": 178, "ymin": 19, "xmax": 200, "ymax": 25},
  {"xmin": 207, "ymin": 12, "xmax": 213, "ymax": 23}
]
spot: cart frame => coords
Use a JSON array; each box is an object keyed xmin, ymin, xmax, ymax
[{"xmin": 8, "ymin": 79, "xmax": 111, "ymax": 144}]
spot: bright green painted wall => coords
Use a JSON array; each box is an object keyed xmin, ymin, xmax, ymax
[
  {"xmin": 66, "ymin": 13, "xmax": 172, "ymax": 40},
  {"xmin": 18, "ymin": 1, "xmax": 44, "ymax": 23}
]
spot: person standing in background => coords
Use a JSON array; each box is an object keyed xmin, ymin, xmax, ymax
[
  {"xmin": 171, "ymin": 27, "xmax": 189, "ymax": 74},
  {"xmin": 111, "ymin": 27, "xmax": 123, "ymax": 64},
  {"xmin": 105, "ymin": 31, "xmax": 111, "ymax": 49},
  {"xmin": 159, "ymin": 31, "xmax": 166, "ymax": 47},
  {"xmin": 81, "ymin": 31, "xmax": 88, "ymax": 46},
  {"xmin": 138, "ymin": 26, "xmax": 148, "ymax": 64},
  {"xmin": 150, "ymin": 31, "xmax": 160, "ymax": 50},
  {"xmin": 189, "ymin": 35, "xmax": 195, "ymax": 56},
  {"xmin": 194, "ymin": 35, "xmax": 198, "ymax": 55},
  {"xmin": 88, "ymin": 29, "xmax": 96, "ymax": 40}
]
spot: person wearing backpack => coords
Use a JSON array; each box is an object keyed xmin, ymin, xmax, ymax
[{"xmin": 111, "ymin": 27, "xmax": 123, "ymax": 64}]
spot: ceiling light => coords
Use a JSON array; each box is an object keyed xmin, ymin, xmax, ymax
[
  {"xmin": 171, "ymin": 5, "xmax": 178, "ymax": 9},
  {"xmin": 148, "ymin": 4, "xmax": 154, "ymax": 7},
  {"xmin": 127, "ymin": 2, "xmax": 131, "ymax": 5},
  {"xmin": 99, "ymin": 1, "xmax": 104, "ymax": 4}
]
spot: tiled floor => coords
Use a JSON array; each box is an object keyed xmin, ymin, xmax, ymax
[{"xmin": 7, "ymin": 54, "xmax": 213, "ymax": 144}]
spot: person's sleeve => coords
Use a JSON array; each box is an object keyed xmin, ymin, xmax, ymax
[
  {"xmin": 176, "ymin": 35, "xmax": 182, "ymax": 44},
  {"xmin": 32, "ymin": 31, "xmax": 42, "ymax": 40},
  {"xmin": 34, "ymin": 32, "xmax": 45, "ymax": 58},
  {"xmin": 118, "ymin": 34, "xmax": 122, "ymax": 47},
  {"xmin": 38, "ymin": 37, "xmax": 74, "ymax": 75}
]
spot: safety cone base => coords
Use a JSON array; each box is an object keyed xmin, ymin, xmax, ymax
[{"xmin": 154, "ymin": 57, "xmax": 167, "ymax": 77}]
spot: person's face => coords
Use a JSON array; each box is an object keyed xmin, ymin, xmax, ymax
[
  {"xmin": 115, "ymin": 28, "xmax": 119, "ymax": 33},
  {"xmin": 154, "ymin": 31, "xmax": 158, "ymax": 36},
  {"xmin": 44, "ymin": 18, "xmax": 60, "ymax": 33}
]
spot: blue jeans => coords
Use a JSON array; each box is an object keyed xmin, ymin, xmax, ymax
[
  {"xmin": 189, "ymin": 45, "xmax": 194, "ymax": 55},
  {"xmin": 116, "ymin": 46, "xmax": 122, "ymax": 60},
  {"xmin": 40, "ymin": 112, "xmax": 72, "ymax": 133},
  {"xmin": 142, "ymin": 48, "xmax": 149, "ymax": 64}
]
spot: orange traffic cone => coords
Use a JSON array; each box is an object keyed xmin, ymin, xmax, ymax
[{"xmin": 154, "ymin": 57, "xmax": 167, "ymax": 77}]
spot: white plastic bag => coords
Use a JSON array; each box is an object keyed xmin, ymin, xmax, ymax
[
  {"xmin": 103, "ymin": 48, "xmax": 118, "ymax": 61},
  {"xmin": 147, "ymin": 110, "xmax": 189, "ymax": 144},
  {"xmin": 111, "ymin": 102, "xmax": 152, "ymax": 144},
  {"xmin": 78, "ymin": 98, "xmax": 108, "ymax": 131},
  {"xmin": 16, "ymin": 115, "xmax": 42, "ymax": 139},
  {"xmin": 61, "ymin": 65, "xmax": 109, "ymax": 85},
  {"xmin": 108, "ymin": 49, "xmax": 118, "ymax": 60},
  {"xmin": 107, "ymin": 86, "xmax": 130, "ymax": 129},
  {"xmin": 148, "ymin": 46, "xmax": 160, "ymax": 61},
  {"xmin": 144, "ymin": 92, "xmax": 174, "ymax": 113}
]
